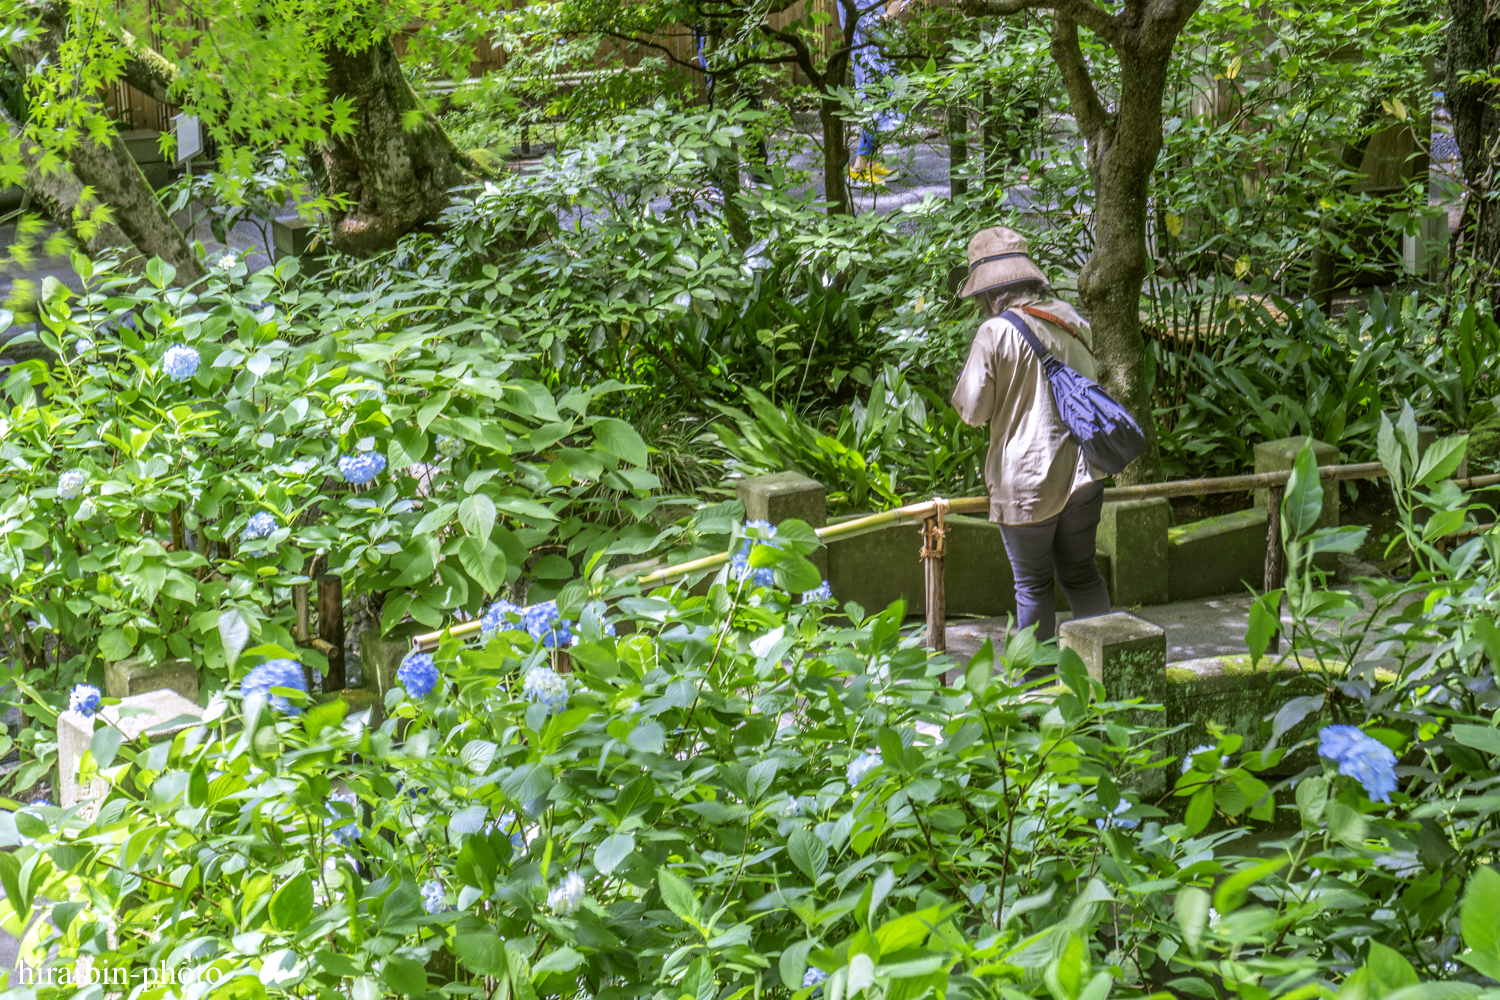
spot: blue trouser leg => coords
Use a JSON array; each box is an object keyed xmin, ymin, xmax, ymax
[{"xmin": 998, "ymin": 481, "xmax": 1112, "ymax": 641}]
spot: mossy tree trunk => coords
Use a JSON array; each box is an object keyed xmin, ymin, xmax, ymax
[{"xmin": 960, "ymin": 0, "xmax": 1204, "ymax": 484}]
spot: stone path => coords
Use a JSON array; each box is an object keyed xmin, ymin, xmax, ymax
[{"xmin": 944, "ymin": 591, "xmax": 1311, "ymax": 666}]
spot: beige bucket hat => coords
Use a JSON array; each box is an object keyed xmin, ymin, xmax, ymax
[{"xmin": 957, "ymin": 226, "xmax": 1048, "ymax": 298}]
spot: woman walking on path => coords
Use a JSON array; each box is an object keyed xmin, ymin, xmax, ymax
[{"xmin": 949, "ymin": 226, "xmax": 1113, "ymax": 640}]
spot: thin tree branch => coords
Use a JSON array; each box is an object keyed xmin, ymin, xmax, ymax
[
  {"xmin": 959, "ymin": 0, "xmax": 1118, "ymax": 44},
  {"xmin": 1049, "ymin": 12, "xmax": 1110, "ymax": 144}
]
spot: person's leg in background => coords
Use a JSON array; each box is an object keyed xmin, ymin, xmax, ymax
[
  {"xmin": 1000, "ymin": 513, "xmax": 1061, "ymax": 641},
  {"xmin": 1052, "ymin": 481, "xmax": 1112, "ymax": 622}
]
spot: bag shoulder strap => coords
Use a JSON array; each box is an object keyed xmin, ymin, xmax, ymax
[
  {"xmin": 1000, "ymin": 309, "xmax": 1052, "ymax": 363},
  {"xmin": 1020, "ymin": 304, "xmax": 1093, "ymax": 355}
]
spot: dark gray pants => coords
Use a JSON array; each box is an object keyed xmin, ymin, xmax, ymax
[{"xmin": 999, "ymin": 480, "xmax": 1112, "ymax": 641}]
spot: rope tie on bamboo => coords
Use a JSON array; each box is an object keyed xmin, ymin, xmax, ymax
[{"xmin": 920, "ymin": 498, "xmax": 950, "ymax": 559}]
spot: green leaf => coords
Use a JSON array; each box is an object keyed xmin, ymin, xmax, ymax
[
  {"xmin": 788, "ymin": 829, "xmax": 829, "ymax": 882},
  {"xmin": 1364, "ymin": 942, "xmax": 1418, "ymax": 998},
  {"xmin": 1452, "ymin": 725, "xmax": 1500, "ymax": 756},
  {"xmin": 1175, "ymin": 887, "xmax": 1210, "ymax": 954},
  {"xmin": 90, "ymin": 726, "xmax": 122, "ymax": 770},
  {"xmin": 270, "ymin": 873, "xmax": 314, "ymax": 932},
  {"xmin": 145, "ymin": 257, "xmax": 177, "ymax": 290},
  {"xmin": 657, "ymin": 866, "xmax": 700, "ymax": 926},
  {"xmin": 1295, "ymin": 775, "xmax": 1328, "ymax": 828},
  {"xmin": 1245, "ymin": 590, "xmax": 1282, "ymax": 665},
  {"xmin": 455, "ymin": 932, "xmax": 507, "ymax": 977},
  {"xmin": 458, "ymin": 538, "xmax": 507, "ymax": 595},
  {"xmin": 1462, "ymin": 866, "xmax": 1500, "ymax": 957},
  {"xmin": 965, "ymin": 639, "xmax": 994, "ymax": 699},
  {"xmin": 458, "ymin": 493, "xmax": 497, "ymax": 541},
  {"xmin": 1376, "ymin": 413, "xmax": 1404, "ymax": 486},
  {"xmin": 772, "ymin": 552, "xmax": 823, "ymax": 595},
  {"xmin": 1415, "ymin": 434, "xmax": 1469, "ymax": 487},
  {"xmin": 99, "ymin": 627, "xmax": 134, "ymax": 663},
  {"xmin": 780, "ymin": 939, "xmax": 814, "ymax": 992},
  {"xmin": 591, "ymin": 417, "xmax": 649, "ymax": 466},
  {"xmin": 383, "ymin": 956, "xmax": 429, "ymax": 995},
  {"xmin": 461, "ymin": 740, "xmax": 498, "ymax": 774},
  {"xmin": 1326, "ymin": 801, "xmax": 1367, "ymax": 848},
  {"xmin": 1282, "ymin": 444, "xmax": 1324, "ymax": 538},
  {"xmin": 594, "ymin": 833, "xmax": 635, "ymax": 876},
  {"xmin": 218, "ymin": 609, "xmax": 251, "ymax": 666},
  {"xmin": 532, "ymin": 947, "xmax": 584, "ymax": 977},
  {"xmin": 1184, "ymin": 785, "xmax": 1214, "ymax": 834},
  {"xmin": 1213, "ymin": 857, "xmax": 1286, "ymax": 914}
]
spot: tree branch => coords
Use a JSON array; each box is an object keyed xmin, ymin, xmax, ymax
[
  {"xmin": 1049, "ymin": 12, "xmax": 1110, "ymax": 144},
  {"xmin": 959, "ymin": 0, "xmax": 1118, "ymax": 44}
]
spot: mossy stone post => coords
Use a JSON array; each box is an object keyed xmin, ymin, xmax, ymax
[
  {"xmin": 104, "ymin": 657, "xmax": 198, "ymax": 702},
  {"xmin": 1058, "ymin": 612, "xmax": 1166, "ymax": 704},
  {"xmin": 1254, "ymin": 437, "xmax": 1338, "ymax": 526},
  {"xmin": 1059, "ymin": 612, "xmax": 1168, "ymax": 794},
  {"xmin": 58, "ymin": 690, "xmax": 204, "ymax": 807},
  {"xmin": 735, "ymin": 472, "xmax": 828, "ymax": 576},
  {"xmin": 360, "ymin": 621, "xmax": 430, "ymax": 701},
  {"xmin": 1097, "ymin": 498, "xmax": 1170, "ymax": 608}
]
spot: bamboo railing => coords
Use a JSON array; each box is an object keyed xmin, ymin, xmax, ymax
[{"xmin": 408, "ymin": 463, "xmax": 1500, "ymax": 656}]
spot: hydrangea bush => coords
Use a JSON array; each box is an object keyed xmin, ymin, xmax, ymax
[
  {"xmin": 13, "ymin": 481, "xmax": 1500, "ymax": 1000},
  {"xmin": 0, "ymin": 252, "xmax": 712, "ymax": 788}
]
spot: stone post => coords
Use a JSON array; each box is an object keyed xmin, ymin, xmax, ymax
[
  {"xmin": 58, "ymin": 690, "xmax": 205, "ymax": 807},
  {"xmin": 735, "ymin": 472, "xmax": 828, "ymax": 576},
  {"xmin": 104, "ymin": 658, "xmax": 198, "ymax": 702},
  {"xmin": 1058, "ymin": 612, "xmax": 1167, "ymax": 704},
  {"xmin": 360, "ymin": 621, "xmax": 431, "ymax": 702},
  {"xmin": 1254, "ymin": 437, "xmax": 1338, "ymax": 528},
  {"xmin": 1097, "ymin": 498, "xmax": 1170, "ymax": 608}
]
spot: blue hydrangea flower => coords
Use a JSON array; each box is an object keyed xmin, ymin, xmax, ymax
[
  {"xmin": 1095, "ymin": 799, "xmax": 1138, "ymax": 831},
  {"xmin": 547, "ymin": 872, "xmax": 585, "ymax": 915},
  {"xmin": 1182, "ymin": 743, "xmax": 1216, "ymax": 774},
  {"xmin": 802, "ymin": 580, "xmax": 833, "ymax": 603},
  {"xmin": 241, "ymin": 658, "xmax": 308, "ymax": 714},
  {"xmin": 1319, "ymin": 724, "xmax": 1398, "ymax": 803},
  {"xmin": 523, "ymin": 601, "xmax": 576, "ymax": 648},
  {"xmin": 69, "ymin": 683, "xmax": 102, "ymax": 718},
  {"xmin": 603, "ymin": 621, "xmax": 617, "ymax": 637},
  {"xmin": 523, "ymin": 666, "xmax": 569, "ymax": 714},
  {"xmin": 421, "ymin": 879, "xmax": 446, "ymax": 914},
  {"xmin": 329, "ymin": 790, "xmax": 358, "ymax": 844},
  {"xmin": 339, "ymin": 452, "xmax": 387, "ymax": 485},
  {"xmin": 730, "ymin": 520, "xmax": 781, "ymax": 588},
  {"xmin": 162, "ymin": 344, "xmax": 200, "ymax": 381},
  {"xmin": 57, "ymin": 470, "xmax": 87, "ymax": 499},
  {"xmin": 847, "ymin": 752, "xmax": 880, "ymax": 786},
  {"xmin": 435, "ymin": 435, "xmax": 464, "ymax": 459},
  {"xmin": 398, "ymin": 652, "xmax": 439, "ymax": 698},
  {"xmin": 242, "ymin": 511, "xmax": 277, "ymax": 541},
  {"xmin": 803, "ymin": 968, "xmax": 828, "ymax": 992},
  {"xmin": 481, "ymin": 600, "xmax": 524, "ymax": 637}
]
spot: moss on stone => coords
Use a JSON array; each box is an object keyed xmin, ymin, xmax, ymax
[{"xmin": 1471, "ymin": 412, "xmax": 1500, "ymax": 467}]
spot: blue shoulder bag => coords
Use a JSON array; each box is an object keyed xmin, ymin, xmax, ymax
[{"xmin": 1000, "ymin": 309, "xmax": 1146, "ymax": 476}]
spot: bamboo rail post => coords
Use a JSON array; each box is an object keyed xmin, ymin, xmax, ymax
[
  {"xmin": 921, "ymin": 500, "xmax": 950, "ymax": 652},
  {"xmin": 1263, "ymin": 485, "xmax": 1285, "ymax": 654},
  {"xmin": 293, "ymin": 584, "xmax": 310, "ymax": 643},
  {"xmin": 318, "ymin": 575, "xmax": 346, "ymax": 692}
]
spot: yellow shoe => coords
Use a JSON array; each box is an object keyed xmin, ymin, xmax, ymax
[
  {"xmin": 848, "ymin": 166, "xmax": 886, "ymax": 186},
  {"xmin": 868, "ymin": 161, "xmax": 894, "ymax": 178}
]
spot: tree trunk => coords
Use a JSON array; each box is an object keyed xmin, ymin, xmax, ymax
[
  {"xmin": 1051, "ymin": 12, "xmax": 1192, "ymax": 484},
  {"xmin": 9, "ymin": 2, "xmax": 203, "ymax": 285},
  {"xmin": 819, "ymin": 97, "xmax": 851, "ymax": 215},
  {"xmin": 2, "ymin": 110, "xmax": 140, "ymax": 267},
  {"xmin": 1447, "ymin": 0, "xmax": 1500, "ymax": 310},
  {"xmin": 313, "ymin": 36, "xmax": 476, "ymax": 256}
]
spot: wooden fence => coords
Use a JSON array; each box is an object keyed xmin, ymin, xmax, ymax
[{"xmin": 410, "ymin": 462, "xmax": 1500, "ymax": 657}]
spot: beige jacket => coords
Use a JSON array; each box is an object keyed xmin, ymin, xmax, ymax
[{"xmin": 950, "ymin": 297, "xmax": 1103, "ymax": 525}]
